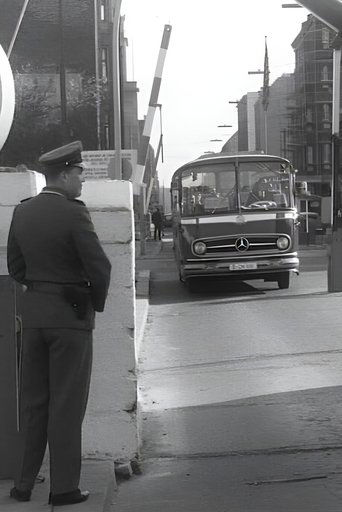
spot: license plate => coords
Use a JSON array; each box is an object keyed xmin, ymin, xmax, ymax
[{"xmin": 229, "ymin": 262, "xmax": 257, "ymax": 271}]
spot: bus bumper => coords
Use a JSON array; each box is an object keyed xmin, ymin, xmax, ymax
[{"xmin": 182, "ymin": 255, "xmax": 299, "ymax": 280}]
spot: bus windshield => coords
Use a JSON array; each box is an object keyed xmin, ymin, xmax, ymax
[{"xmin": 178, "ymin": 160, "xmax": 293, "ymax": 217}]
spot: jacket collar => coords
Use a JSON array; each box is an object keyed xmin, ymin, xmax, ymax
[{"xmin": 41, "ymin": 186, "xmax": 68, "ymax": 198}]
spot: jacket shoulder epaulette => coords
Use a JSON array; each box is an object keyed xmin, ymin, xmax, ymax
[{"xmin": 20, "ymin": 197, "xmax": 32, "ymax": 203}]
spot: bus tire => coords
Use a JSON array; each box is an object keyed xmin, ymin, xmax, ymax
[{"xmin": 277, "ymin": 272, "xmax": 290, "ymax": 289}]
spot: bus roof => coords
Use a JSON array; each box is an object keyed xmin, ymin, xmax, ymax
[{"xmin": 171, "ymin": 153, "xmax": 292, "ymax": 182}]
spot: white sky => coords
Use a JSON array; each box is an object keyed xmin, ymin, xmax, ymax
[{"xmin": 121, "ymin": 0, "xmax": 309, "ymax": 186}]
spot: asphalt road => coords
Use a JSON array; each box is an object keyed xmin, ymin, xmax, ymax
[
  {"xmin": 113, "ymin": 242, "xmax": 342, "ymax": 511},
  {"xmin": 137, "ymin": 240, "xmax": 342, "ymax": 459}
]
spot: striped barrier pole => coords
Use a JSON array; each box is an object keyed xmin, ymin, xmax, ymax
[
  {"xmin": 0, "ymin": 44, "xmax": 15, "ymax": 152},
  {"xmin": 134, "ymin": 24, "xmax": 172, "ymax": 192}
]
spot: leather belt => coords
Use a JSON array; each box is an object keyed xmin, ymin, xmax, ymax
[{"xmin": 27, "ymin": 281, "xmax": 89, "ymax": 294}]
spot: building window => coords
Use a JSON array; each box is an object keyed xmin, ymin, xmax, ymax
[
  {"xmin": 100, "ymin": 0, "xmax": 109, "ymax": 21},
  {"xmin": 321, "ymin": 65, "xmax": 329, "ymax": 82},
  {"xmin": 307, "ymin": 146, "xmax": 314, "ymax": 165},
  {"xmin": 322, "ymin": 28, "xmax": 330, "ymax": 49},
  {"xmin": 323, "ymin": 104, "xmax": 331, "ymax": 121},
  {"xmin": 306, "ymin": 107, "xmax": 313, "ymax": 123},
  {"xmin": 323, "ymin": 143, "xmax": 331, "ymax": 164},
  {"xmin": 101, "ymin": 47, "xmax": 108, "ymax": 81}
]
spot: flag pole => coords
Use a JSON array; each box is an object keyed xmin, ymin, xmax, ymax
[
  {"xmin": 262, "ymin": 36, "xmax": 270, "ymax": 153},
  {"xmin": 264, "ymin": 111, "xmax": 268, "ymax": 153}
]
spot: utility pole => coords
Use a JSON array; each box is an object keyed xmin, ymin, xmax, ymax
[
  {"xmin": 58, "ymin": 0, "xmax": 68, "ymax": 143},
  {"xmin": 7, "ymin": 0, "xmax": 30, "ymax": 59},
  {"xmin": 110, "ymin": 0, "xmax": 122, "ymax": 179},
  {"xmin": 94, "ymin": 0, "xmax": 101, "ymax": 150}
]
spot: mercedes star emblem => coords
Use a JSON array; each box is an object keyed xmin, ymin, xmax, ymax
[{"xmin": 235, "ymin": 237, "xmax": 249, "ymax": 251}]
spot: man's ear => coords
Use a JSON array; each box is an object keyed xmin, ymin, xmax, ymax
[{"xmin": 60, "ymin": 170, "xmax": 69, "ymax": 181}]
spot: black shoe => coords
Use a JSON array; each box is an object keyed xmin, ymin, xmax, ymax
[
  {"xmin": 10, "ymin": 487, "xmax": 31, "ymax": 502},
  {"xmin": 49, "ymin": 489, "xmax": 90, "ymax": 506}
]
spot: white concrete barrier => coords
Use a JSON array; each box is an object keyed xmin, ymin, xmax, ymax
[
  {"xmin": 0, "ymin": 174, "xmax": 138, "ymax": 462},
  {"xmin": 80, "ymin": 180, "xmax": 138, "ymax": 459}
]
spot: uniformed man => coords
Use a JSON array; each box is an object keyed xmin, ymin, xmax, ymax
[{"xmin": 7, "ymin": 141, "xmax": 111, "ymax": 507}]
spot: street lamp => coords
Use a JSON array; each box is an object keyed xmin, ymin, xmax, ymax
[{"xmin": 111, "ymin": 0, "xmax": 122, "ymax": 179}]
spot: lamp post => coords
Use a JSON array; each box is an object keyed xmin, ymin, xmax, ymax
[{"xmin": 110, "ymin": 0, "xmax": 122, "ymax": 179}]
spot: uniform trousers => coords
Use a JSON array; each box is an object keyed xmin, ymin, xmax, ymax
[
  {"xmin": 15, "ymin": 327, "xmax": 92, "ymax": 494},
  {"xmin": 153, "ymin": 224, "xmax": 162, "ymax": 240}
]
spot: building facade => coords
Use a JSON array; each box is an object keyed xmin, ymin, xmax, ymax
[
  {"xmin": 0, "ymin": 0, "xmax": 141, "ymax": 173},
  {"xmin": 237, "ymin": 92, "xmax": 258, "ymax": 152},
  {"xmin": 255, "ymin": 74, "xmax": 295, "ymax": 159},
  {"xmin": 289, "ymin": 14, "xmax": 335, "ymax": 197}
]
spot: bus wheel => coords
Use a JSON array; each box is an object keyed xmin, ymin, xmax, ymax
[{"xmin": 277, "ymin": 272, "xmax": 290, "ymax": 289}]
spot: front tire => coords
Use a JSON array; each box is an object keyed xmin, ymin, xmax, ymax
[{"xmin": 277, "ymin": 272, "xmax": 290, "ymax": 289}]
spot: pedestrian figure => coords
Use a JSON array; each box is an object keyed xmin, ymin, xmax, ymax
[
  {"xmin": 7, "ymin": 141, "xmax": 111, "ymax": 507},
  {"xmin": 152, "ymin": 207, "xmax": 163, "ymax": 240}
]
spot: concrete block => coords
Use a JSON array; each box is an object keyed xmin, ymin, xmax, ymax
[
  {"xmin": 0, "ymin": 171, "xmax": 44, "ymax": 205},
  {"xmin": 83, "ymin": 411, "xmax": 138, "ymax": 460},
  {"xmin": 0, "ymin": 206, "xmax": 14, "ymax": 247},
  {"xmin": 0, "ymin": 175, "xmax": 138, "ymax": 463},
  {"xmin": 80, "ymin": 180, "xmax": 133, "ymax": 211},
  {"xmin": 90, "ymin": 211, "xmax": 133, "ymax": 244}
]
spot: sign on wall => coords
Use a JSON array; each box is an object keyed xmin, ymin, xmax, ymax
[
  {"xmin": 82, "ymin": 149, "xmax": 137, "ymax": 180},
  {"xmin": 0, "ymin": 45, "xmax": 15, "ymax": 152}
]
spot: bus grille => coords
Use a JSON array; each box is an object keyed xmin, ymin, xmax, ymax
[{"xmin": 195, "ymin": 234, "xmax": 290, "ymax": 256}]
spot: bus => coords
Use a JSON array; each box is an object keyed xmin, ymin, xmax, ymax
[{"xmin": 170, "ymin": 153, "xmax": 300, "ymax": 289}]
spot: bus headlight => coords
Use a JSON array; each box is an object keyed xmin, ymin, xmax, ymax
[
  {"xmin": 193, "ymin": 241, "xmax": 207, "ymax": 255},
  {"xmin": 277, "ymin": 236, "xmax": 290, "ymax": 250}
]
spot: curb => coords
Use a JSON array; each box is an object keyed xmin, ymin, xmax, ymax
[{"xmin": 135, "ymin": 270, "xmax": 150, "ymax": 363}]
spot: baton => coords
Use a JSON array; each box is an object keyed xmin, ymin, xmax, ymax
[{"xmin": 14, "ymin": 283, "xmax": 23, "ymax": 433}]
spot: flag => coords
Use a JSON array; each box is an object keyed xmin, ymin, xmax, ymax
[{"xmin": 262, "ymin": 37, "xmax": 270, "ymax": 111}]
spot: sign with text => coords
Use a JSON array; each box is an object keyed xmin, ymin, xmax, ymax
[{"xmin": 82, "ymin": 149, "xmax": 137, "ymax": 180}]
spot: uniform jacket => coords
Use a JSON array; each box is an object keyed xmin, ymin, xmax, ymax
[
  {"xmin": 7, "ymin": 187, "xmax": 111, "ymax": 330},
  {"xmin": 152, "ymin": 210, "xmax": 163, "ymax": 227}
]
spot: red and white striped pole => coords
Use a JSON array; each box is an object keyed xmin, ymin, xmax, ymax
[{"xmin": 134, "ymin": 24, "xmax": 172, "ymax": 188}]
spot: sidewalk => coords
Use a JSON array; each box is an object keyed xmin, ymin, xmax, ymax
[{"xmin": 0, "ymin": 460, "xmax": 115, "ymax": 512}]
